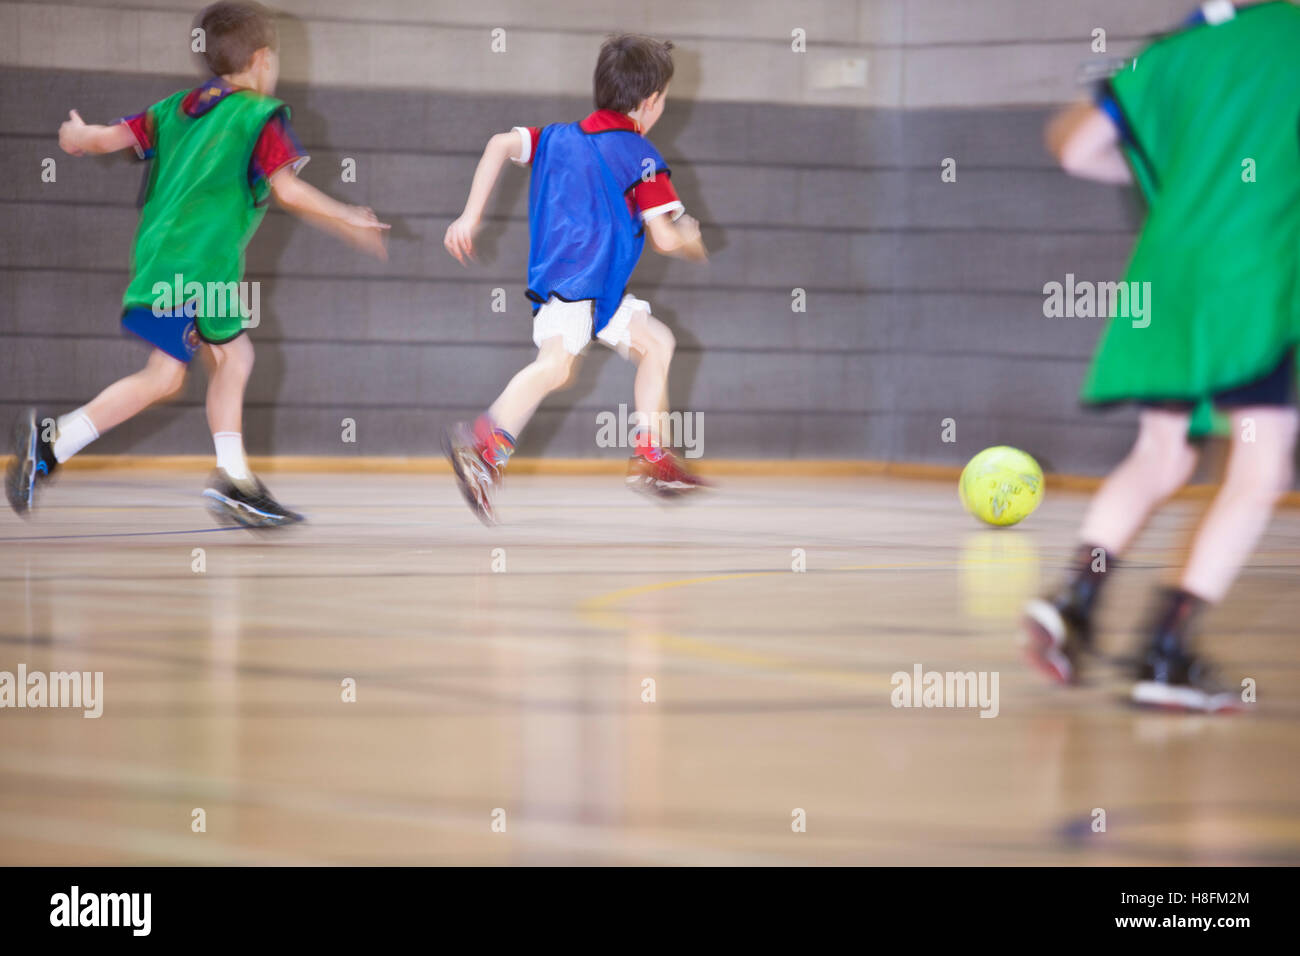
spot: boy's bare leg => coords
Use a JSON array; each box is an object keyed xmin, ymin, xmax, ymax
[
  {"xmin": 487, "ymin": 337, "xmax": 578, "ymax": 438},
  {"xmin": 74, "ymin": 348, "xmax": 188, "ymax": 447},
  {"xmin": 1025, "ymin": 408, "xmax": 1197, "ymax": 683},
  {"xmin": 1125, "ymin": 406, "xmax": 1296, "ymax": 712},
  {"xmin": 442, "ymin": 337, "xmax": 577, "ymax": 525},
  {"xmin": 6, "ymin": 346, "xmax": 188, "ymax": 515},
  {"xmin": 622, "ymin": 309, "xmax": 706, "ymax": 496},
  {"xmin": 1180, "ymin": 406, "xmax": 1298, "ymax": 601},
  {"xmin": 627, "ymin": 309, "xmax": 675, "ymax": 447},
  {"xmin": 199, "ymin": 335, "xmax": 301, "ymax": 526},
  {"xmin": 1078, "ymin": 407, "xmax": 1199, "ymax": 554},
  {"xmin": 203, "ymin": 336, "xmax": 255, "ymax": 479}
]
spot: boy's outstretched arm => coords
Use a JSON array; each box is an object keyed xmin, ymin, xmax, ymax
[
  {"xmin": 444, "ymin": 130, "xmax": 522, "ymax": 264},
  {"xmin": 270, "ymin": 169, "xmax": 390, "ymax": 260},
  {"xmin": 1046, "ymin": 101, "xmax": 1133, "ymax": 185},
  {"xmin": 646, "ymin": 212, "xmax": 708, "ymax": 262},
  {"xmin": 58, "ymin": 110, "xmax": 136, "ymax": 156}
]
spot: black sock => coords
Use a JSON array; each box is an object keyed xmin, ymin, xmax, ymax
[
  {"xmin": 38, "ymin": 435, "xmax": 58, "ymax": 470},
  {"xmin": 36, "ymin": 417, "xmax": 58, "ymax": 473},
  {"xmin": 1055, "ymin": 542, "xmax": 1115, "ymax": 619},
  {"xmin": 1148, "ymin": 588, "xmax": 1209, "ymax": 658}
]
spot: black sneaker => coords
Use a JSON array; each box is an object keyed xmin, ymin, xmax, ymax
[
  {"xmin": 1131, "ymin": 650, "xmax": 1246, "ymax": 713},
  {"xmin": 441, "ymin": 422, "xmax": 499, "ymax": 526},
  {"xmin": 202, "ymin": 469, "xmax": 303, "ymax": 529},
  {"xmin": 1022, "ymin": 596, "xmax": 1095, "ymax": 684},
  {"xmin": 5, "ymin": 408, "xmax": 58, "ymax": 518}
]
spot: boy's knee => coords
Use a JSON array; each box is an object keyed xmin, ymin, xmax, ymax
[
  {"xmin": 1165, "ymin": 444, "xmax": 1199, "ymax": 490},
  {"xmin": 1226, "ymin": 411, "xmax": 1298, "ymax": 504},
  {"xmin": 538, "ymin": 351, "xmax": 575, "ymax": 391},
  {"xmin": 657, "ymin": 322, "xmax": 676, "ymax": 359},
  {"xmin": 1229, "ymin": 453, "xmax": 1294, "ymax": 505},
  {"xmin": 633, "ymin": 315, "xmax": 674, "ymax": 363},
  {"xmin": 234, "ymin": 346, "xmax": 255, "ymax": 374},
  {"xmin": 148, "ymin": 357, "xmax": 187, "ymax": 397},
  {"xmin": 1132, "ymin": 428, "xmax": 1196, "ymax": 494},
  {"xmin": 209, "ymin": 338, "xmax": 255, "ymax": 375},
  {"xmin": 1267, "ymin": 461, "xmax": 1295, "ymax": 501},
  {"xmin": 1140, "ymin": 447, "xmax": 1196, "ymax": 500},
  {"xmin": 223, "ymin": 341, "xmax": 255, "ymax": 375}
]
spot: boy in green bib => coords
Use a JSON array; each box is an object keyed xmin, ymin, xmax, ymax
[
  {"xmin": 5, "ymin": 1, "xmax": 388, "ymax": 527},
  {"xmin": 1025, "ymin": 1, "xmax": 1300, "ymax": 711}
]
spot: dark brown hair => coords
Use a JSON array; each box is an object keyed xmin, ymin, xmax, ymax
[
  {"xmin": 195, "ymin": 2, "xmax": 277, "ymax": 76},
  {"xmin": 593, "ymin": 34, "xmax": 675, "ymax": 112}
]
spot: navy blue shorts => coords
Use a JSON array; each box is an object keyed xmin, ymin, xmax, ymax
[
  {"xmin": 121, "ymin": 304, "xmax": 205, "ymax": 364},
  {"xmin": 1141, "ymin": 348, "xmax": 1296, "ymax": 412}
]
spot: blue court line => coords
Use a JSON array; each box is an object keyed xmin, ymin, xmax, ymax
[{"xmin": 0, "ymin": 526, "xmax": 248, "ymax": 542}]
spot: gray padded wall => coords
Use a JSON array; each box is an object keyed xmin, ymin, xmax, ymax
[
  {"xmin": 2, "ymin": 0, "xmax": 1176, "ymax": 471},
  {"xmin": 0, "ymin": 66, "xmax": 1144, "ymax": 470}
]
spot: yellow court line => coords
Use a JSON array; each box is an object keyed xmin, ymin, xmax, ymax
[
  {"xmin": 576, "ymin": 560, "xmax": 981, "ymax": 692},
  {"xmin": 578, "ymin": 559, "xmax": 980, "ymax": 614},
  {"xmin": 579, "ymin": 570, "xmax": 787, "ymax": 614},
  {"xmin": 578, "ymin": 537, "xmax": 1300, "ymax": 689}
]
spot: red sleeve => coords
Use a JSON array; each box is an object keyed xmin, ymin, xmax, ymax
[
  {"xmin": 512, "ymin": 126, "xmax": 544, "ymax": 164},
  {"xmin": 118, "ymin": 111, "xmax": 155, "ymax": 160},
  {"xmin": 250, "ymin": 110, "xmax": 308, "ymax": 189},
  {"xmin": 631, "ymin": 172, "xmax": 684, "ymax": 222}
]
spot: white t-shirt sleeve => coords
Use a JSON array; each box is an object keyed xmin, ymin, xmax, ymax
[
  {"xmin": 640, "ymin": 200, "xmax": 685, "ymax": 223},
  {"xmin": 511, "ymin": 126, "xmax": 534, "ymax": 165}
]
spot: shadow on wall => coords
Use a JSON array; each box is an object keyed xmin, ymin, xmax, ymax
[{"xmin": 239, "ymin": 10, "xmax": 310, "ymax": 458}]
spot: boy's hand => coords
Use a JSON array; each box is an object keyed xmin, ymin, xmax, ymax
[
  {"xmin": 444, "ymin": 214, "xmax": 479, "ymax": 265},
  {"xmin": 58, "ymin": 110, "xmax": 136, "ymax": 155},
  {"xmin": 673, "ymin": 214, "xmax": 708, "ymax": 262},
  {"xmin": 58, "ymin": 110, "xmax": 88, "ymax": 155},
  {"xmin": 341, "ymin": 205, "xmax": 390, "ymax": 260},
  {"xmin": 270, "ymin": 170, "xmax": 391, "ymax": 259},
  {"xmin": 648, "ymin": 213, "xmax": 708, "ymax": 262},
  {"xmin": 443, "ymin": 131, "xmax": 521, "ymax": 265}
]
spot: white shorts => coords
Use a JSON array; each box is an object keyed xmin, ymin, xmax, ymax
[{"xmin": 532, "ymin": 294, "xmax": 650, "ymax": 357}]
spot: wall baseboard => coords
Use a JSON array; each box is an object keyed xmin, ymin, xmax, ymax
[{"xmin": 6, "ymin": 454, "xmax": 1298, "ymax": 507}]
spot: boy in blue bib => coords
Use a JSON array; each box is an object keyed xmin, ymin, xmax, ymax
[{"xmin": 441, "ymin": 34, "xmax": 708, "ymax": 525}]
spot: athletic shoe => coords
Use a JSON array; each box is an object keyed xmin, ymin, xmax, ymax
[
  {"xmin": 1131, "ymin": 649, "xmax": 1247, "ymax": 714},
  {"xmin": 1022, "ymin": 596, "xmax": 1095, "ymax": 684},
  {"xmin": 5, "ymin": 408, "xmax": 58, "ymax": 518},
  {"xmin": 442, "ymin": 422, "xmax": 500, "ymax": 525},
  {"xmin": 202, "ymin": 469, "xmax": 303, "ymax": 528},
  {"xmin": 626, "ymin": 452, "xmax": 709, "ymax": 498}
]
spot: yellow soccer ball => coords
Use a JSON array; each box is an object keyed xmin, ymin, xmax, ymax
[{"xmin": 959, "ymin": 446, "xmax": 1044, "ymax": 527}]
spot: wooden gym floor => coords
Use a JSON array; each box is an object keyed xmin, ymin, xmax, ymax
[{"xmin": 0, "ymin": 467, "xmax": 1297, "ymax": 865}]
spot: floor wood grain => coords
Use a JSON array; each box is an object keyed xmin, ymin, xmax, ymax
[{"xmin": 1, "ymin": 469, "xmax": 1296, "ymax": 865}]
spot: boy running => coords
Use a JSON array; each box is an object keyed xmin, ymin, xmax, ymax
[
  {"xmin": 5, "ymin": 1, "xmax": 388, "ymax": 527},
  {"xmin": 441, "ymin": 34, "xmax": 708, "ymax": 525},
  {"xmin": 1024, "ymin": 1, "xmax": 1300, "ymax": 711}
]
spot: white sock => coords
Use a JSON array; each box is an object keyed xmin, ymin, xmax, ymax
[
  {"xmin": 213, "ymin": 432, "xmax": 250, "ymax": 480},
  {"xmin": 52, "ymin": 409, "xmax": 99, "ymax": 463}
]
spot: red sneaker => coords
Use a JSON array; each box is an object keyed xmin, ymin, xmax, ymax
[
  {"xmin": 442, "ymin": 422, "xmax": 501, "ymax": 525},
  {"xmin": 626, "ymin": 451, "xmax": 709, "ymax": 498}
]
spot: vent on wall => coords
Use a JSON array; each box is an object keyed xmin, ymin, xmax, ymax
[{"xmin": 810, "ymin": 57, "xmax": 868, "ymax": 90}]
